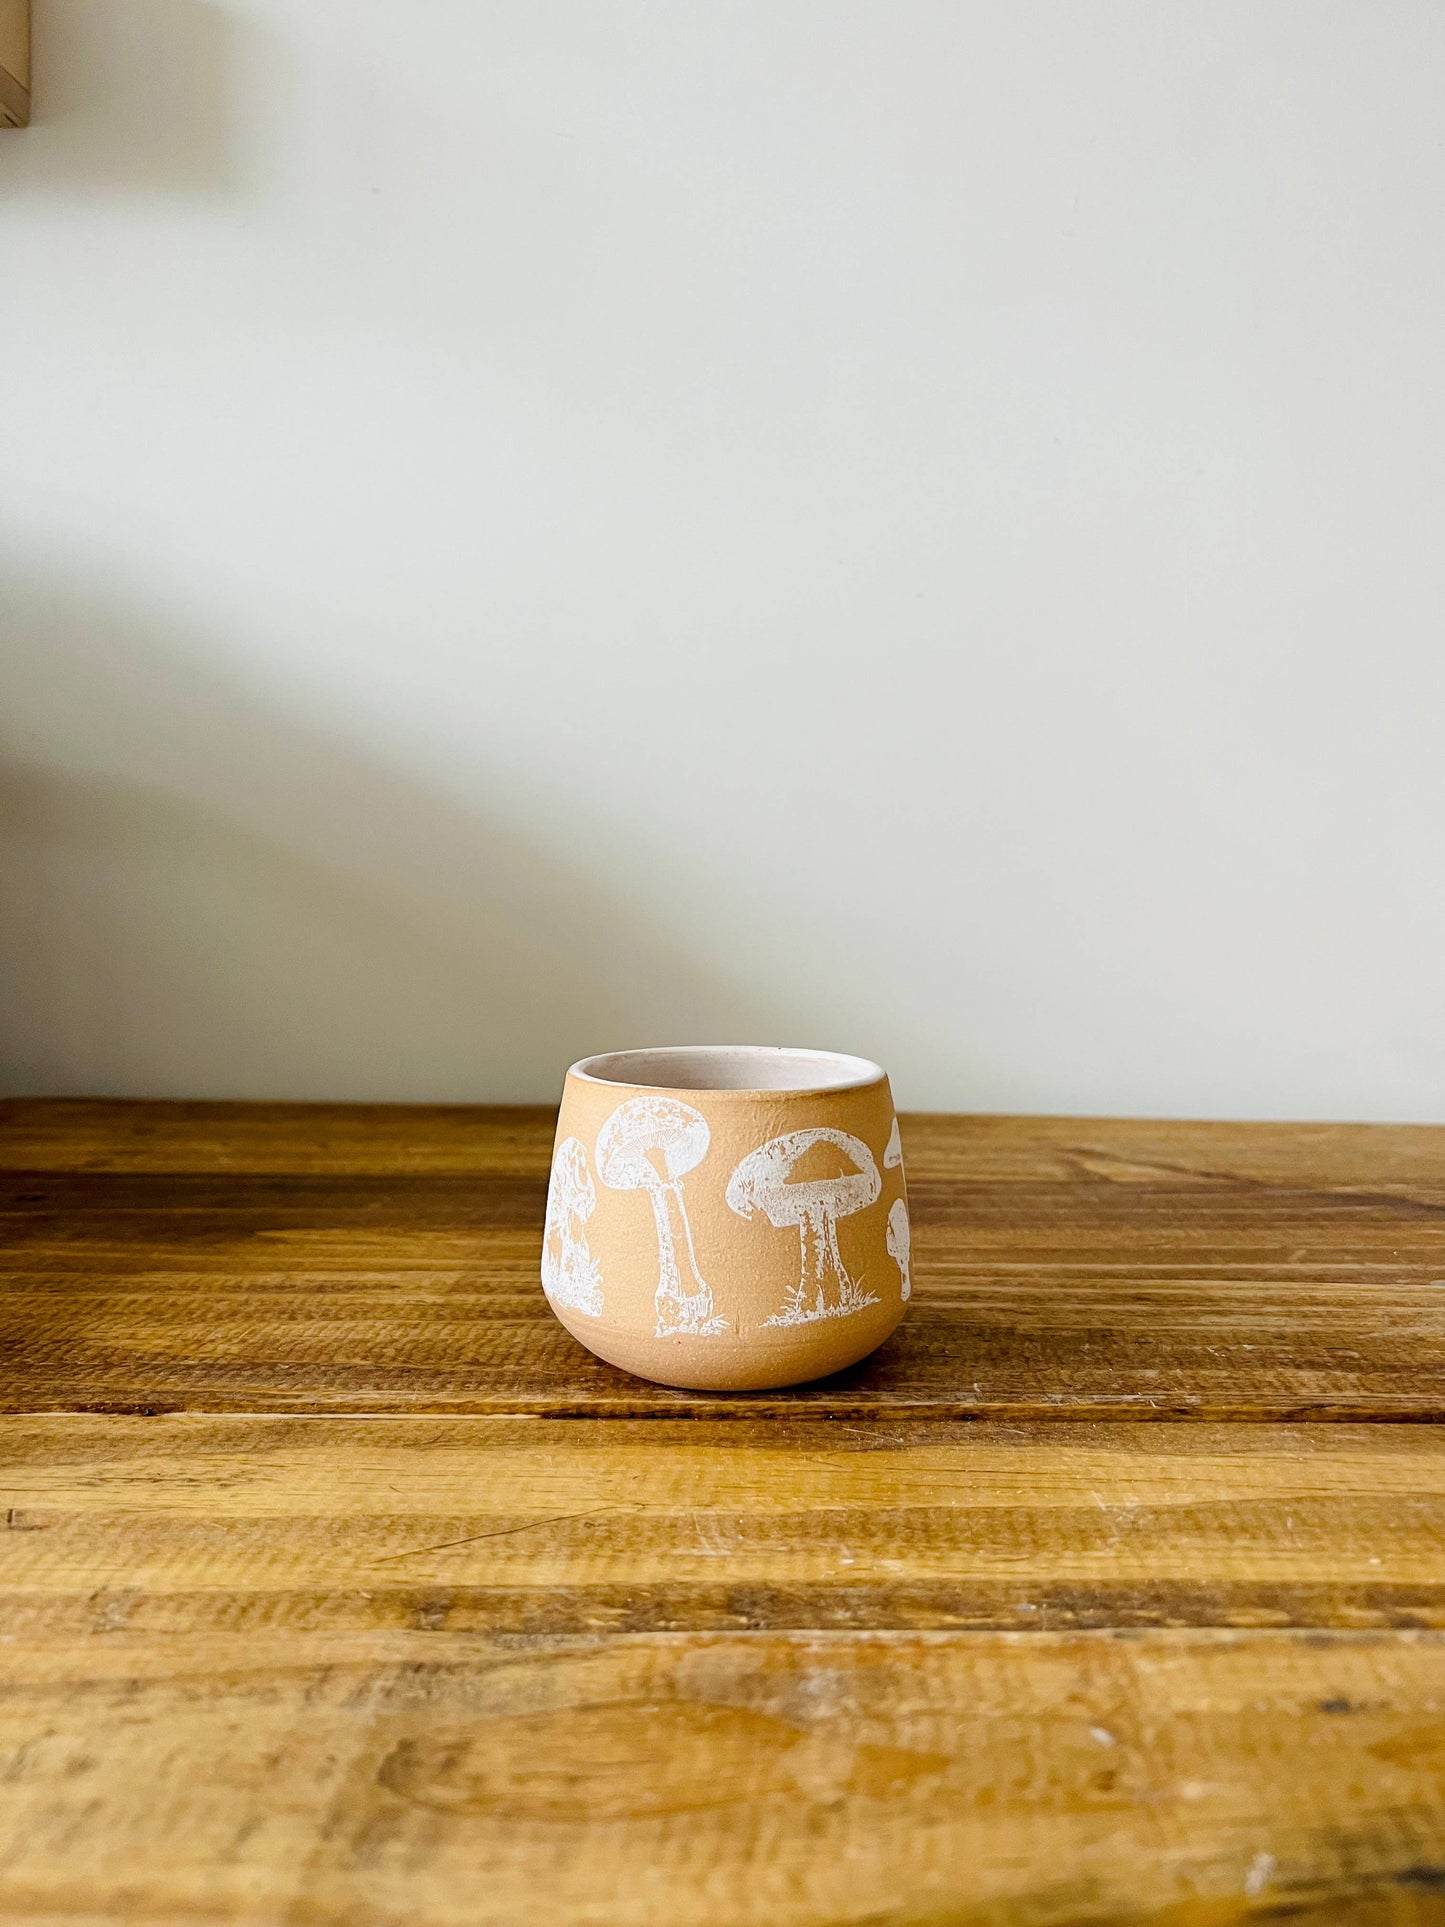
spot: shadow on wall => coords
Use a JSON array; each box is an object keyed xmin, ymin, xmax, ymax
[
  {"xmin": 1, "ymin": 9, "xmax": 743, "ymax": 1101},
  {"xmin": 0, "ymin": 560, "xmax": 802, "ymax": 1101}
]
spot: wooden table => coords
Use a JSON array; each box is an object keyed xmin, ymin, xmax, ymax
[{"xmin": 2, "ymin": 1101, "xmax": 1443, "ymax": 1924}]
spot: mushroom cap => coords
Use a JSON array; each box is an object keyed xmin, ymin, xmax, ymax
[
  {"xmin": 726, "ymin": 1127, "xmax": 881, "ymax": 1228},
  {"xmin": 551, "ymin": 1136, "xmax": 596, "ymax": 1215},
  {"xmin": 595, "ymin": 1096, "xmax": 710, "ymax": 1188}
]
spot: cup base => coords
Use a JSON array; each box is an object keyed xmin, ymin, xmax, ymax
[{"xmin": 550, "ymin": 1302, "xmax": 905, "ymax": 1392}]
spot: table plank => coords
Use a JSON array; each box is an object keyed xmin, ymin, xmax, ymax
[
  {"xmin": 0, "ymin": 1625, "xmax": 1441, "ymax": 1926},
  {"xmin": 3, "ymin": 1415, "xmax": 1443, "ymax": 1637},
  {"xmin": 3, "ymin": 1102, "xmax": 1443, "ymax": 1419}
]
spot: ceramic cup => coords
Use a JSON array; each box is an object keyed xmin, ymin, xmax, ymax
[{"xmin": 541, "ymin": 1045, "xmax": 911, "ymax": 1390}]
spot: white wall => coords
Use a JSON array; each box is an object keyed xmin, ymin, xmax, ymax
[{"xmin": 3, "ymin": 1, "xmax": 1443, "ymax": 1116}]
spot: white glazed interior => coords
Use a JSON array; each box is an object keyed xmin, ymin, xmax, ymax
[{"xmin": 569, "ymin": 1045, "xmax": 886, "ymax": 1095}]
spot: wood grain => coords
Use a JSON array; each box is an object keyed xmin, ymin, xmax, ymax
[
  {"xmin": 3, "ymin": 1101, "xmax": 1443, "ymax": 1418},
  {"xmin": 0, "ymin": 1626, "xmax": 1441, "ymax": 1925},
  {"xmin": 3, "ymin": 1100, "xmax": 1444, "ymax": 1923},
  {"xmin": 2, "ymin": 1415, "xmax": 1444, "ymax": 1637}
]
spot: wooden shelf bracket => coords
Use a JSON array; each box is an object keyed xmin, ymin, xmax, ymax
[{"xmin": 0, "ymin": 0, "xmax": 29, "ymax": 128}]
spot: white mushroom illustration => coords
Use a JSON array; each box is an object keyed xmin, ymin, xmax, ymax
[
  {"xmin": 541, "ymin": 1136, "xmax": 604, "ymax": 1317},
  {"xmin": 884, "ymin": 1117, "xmax": 904, "ymax": 1170},
  {"xmin": 887, "ymin": 1196, "xmax": 911, "ymax": 1302},
  {"xmin": 595, "ymin": 1097, "xmax": 726, "ymax": 1337},
  {"xmin": 726, "ymin": 1128, "xmax": 882, "ymax": 1326}
]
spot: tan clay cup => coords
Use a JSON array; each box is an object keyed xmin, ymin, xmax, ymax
[{"xmin": 541, "ymin": 1046, "xmax": 911, "ymax": 1390}]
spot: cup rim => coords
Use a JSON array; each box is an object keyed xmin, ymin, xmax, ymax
[{"xmin": 566, "ymin": 1044, "xmax": 887, "ymax": 1097}]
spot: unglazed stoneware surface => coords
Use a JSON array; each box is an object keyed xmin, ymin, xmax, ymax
[{"xmin": 541, "ymin": 1046, "xmax": 911, "ymax": 1390}]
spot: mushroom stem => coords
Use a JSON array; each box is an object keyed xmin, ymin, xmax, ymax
[
  {"xmin": 798, "ymin": 1202, "xmax": 854, "ymax": 1317},
  {"xmin": 647, "ymin": 1178, "xmax": 717, "ymax": 1335},
  {"xmin": 887, "ymin": 1196, "xmax": 911, "ymax": 1302}
]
